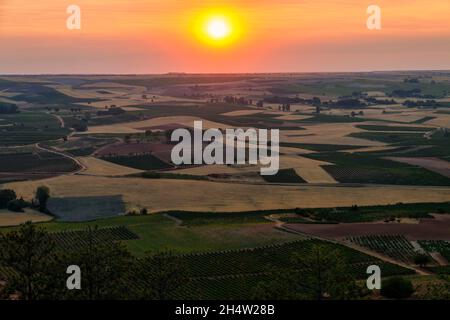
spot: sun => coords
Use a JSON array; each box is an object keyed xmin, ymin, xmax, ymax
[
  {"xmin": 206, "ymin": 18, "xmax": 231, "ymax": 40},
  {"xmin": 191, "ymin": 9, "xmax": 242, "ymax": 47}
]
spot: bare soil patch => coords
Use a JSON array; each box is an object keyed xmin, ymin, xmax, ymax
[{"xmin": 286, "ymin": 214, "xmax": 450, "ymax": 241}]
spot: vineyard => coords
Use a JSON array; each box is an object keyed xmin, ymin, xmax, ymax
[
  {"xmin": 0, "ymin": 226, "xmax": 139, "ymax": 282},
  {"xmin": 306, "ymin": 152, "xmax": 450, "ymax": 186},
  {"xmin": 346, "ymin": 235, "xmax": 419, "ymax": 263},
  {"xmin": 49, "ymin": 226, "xmax": 139, "ymax": 250},
  {"xmin": 0, "ymin": 234, "xmax": 415, "ymax": 299},
  {"xmin": 0, "ymin": 151, "xmax": 80, "ymax": 173},
  {"xmin": 0, "ymin": 112, "xmax": 71, "ymax": 146},
  {"xmin": 166, "ymin": 211, "xmax": 270, "ymax": 226},
  {"xmin": 126, "ymin": 238, "xmax": 414, "ymax": 299},
  {"xmin": 180, "ymin": 239, "xmax": 413, "ymax": 278},
  {"xmin": 418, "ymin": 240, "xmax": 450, "ymax": 262}
]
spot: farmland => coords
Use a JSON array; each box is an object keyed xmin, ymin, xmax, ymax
[
  {"xmin": 346, "ymin": 235, "xmax": 419, "ymax": 263},
  {"xmin": 0, "ymin": 228, "xmax": 415, "ymax": 299},
  {"xmin": 1, "ymin": 72, "xmax": 450, "ymax": 300}
]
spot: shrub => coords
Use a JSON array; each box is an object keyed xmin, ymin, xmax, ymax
[
  {"xmin": 7, "ymin": 199, "xmax": 25, "ymax": 212},
  {"xmin": 0, "ymin": 189, "xmax": 17, "ymax": 208},
  {"xmin": 381, "ymin": 277, "xmax": 415, "ymax": 299},
  {"xmin": 414, "ymin": 254, "xmax": 431, "ymax": 267}
]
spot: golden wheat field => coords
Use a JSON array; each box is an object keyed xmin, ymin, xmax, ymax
[
  {"xmin": 4, "ymin": 176, "xmax": 450, "ymax": 213},
  {"xmin": 0, "ymin": 209, "xmax": 53, "ymax": 227}
]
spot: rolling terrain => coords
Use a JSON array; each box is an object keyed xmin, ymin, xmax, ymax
[{"xmin": 1, "ymin": 72, "xmax": 450, "ymax": 299}]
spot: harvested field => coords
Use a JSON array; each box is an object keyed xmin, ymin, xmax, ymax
[
  {"xmin": 221, "ymin": 110, "xmax": 263, "ymax": 117},
  {"xmin": 5, "ymin": 176, "xmax": 450, "ymax": 213},
  {"xmin": 171, "ymin": 154, "xmax": 336, "ymax": 184},
  {"xmin": 78, "ymin": 156, "xmax": 143, "ymax": 176},
  {"xmin": 85, "ymin": 116, "xmax": 234, "ymax": 134},
  {"xmin": 425, "ymin": 114, "xmax": 450, "ymax": 128},
  {"xmin": 279, "ymin": 146, "xmax": 315, "ymax": 155},
  {"xmin": 279, "ymin": 123, "xmax": 384, "ymax": 147},
  {"xmin": 286, "ymin": 214, "xmax": 450, "ymax": 241},
  {"xmin": 386, "ymin": 157, "xmax": 450, "ymax": 178},
  {"xmin": 0, "ymin": 209, "xmax": 53, "ymax": 227}
]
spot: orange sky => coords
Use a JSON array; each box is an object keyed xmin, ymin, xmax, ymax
[{"xmin": 1, "ymin": 0, "xmax": 449, "ymax": 74}]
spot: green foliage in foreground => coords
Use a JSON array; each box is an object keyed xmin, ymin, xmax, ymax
[
  {"xmin": 418, "ymin": 241, "xmax": 450, "ymax": 262},
  {"xmin": 0, "ymin": 223, "xmax": 413, "ymax": 300},
  {"xmin": 381, "ymin": 277, "xmax": 415, "ymax": 299}
]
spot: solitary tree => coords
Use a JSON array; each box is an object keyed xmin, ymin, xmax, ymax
[
  {"xmin": 414, "ymin": 253, "xmax": 431, "ymax": 268},
  {"xmin": 35, "ymin": 186, "xmax": 50, "ymax": 211}
]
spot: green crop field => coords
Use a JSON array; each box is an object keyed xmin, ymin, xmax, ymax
[
  {"xmin": 262, "ymin": 168, "xmax": 306, "ymax": 183},
  {"xmin": 0, "ymin": 112, "xmax": 71, "ymax": 146},
  {"xmin": 165, "ymin": 211, "xmax": 271, "ymax": 226},
  {"xmin": 100, "ymin": 154, "xmax": 173, "ymax": 170},
  {"xmin": 305, "ymin": 152, "xmax": 450, "ymax": 186},
  {"xmin": 291, "ymin": 202, "xmax": 450, "ymax": 223},
  {"xmin": 0, "ymin": 151, "xmax": 79, "ymax": 172},
  {"xmin": 280, "ymin": 143, "xmax": 364, "ymax": 152}
]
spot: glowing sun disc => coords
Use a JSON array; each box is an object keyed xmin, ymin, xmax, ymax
[{"xmin": 206, "ymin": 18, "xmax": 230, "ymax": 39}]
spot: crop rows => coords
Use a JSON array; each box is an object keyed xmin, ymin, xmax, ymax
[
  {"xmin": 49, "ymin": 226, "xmax": 139, "ymax": 250},
  {"xmin": 0, "ymin": 226, "xmax": 139, "ymax": 281},
  {"xmin": 418, "ymin": 240, "xmax": 450, "ymax": 262},
  {"xmin": 180, "ymin": 239, "xmax": 408, "ymax": 278},
  {"xmin": 0, "ymin": 235, "xmax": 413, "ymax": 299},
  {"xmin": 123, "ymin": 239, "xmax": 413, "ymax": 299},
  {"xmin": 0, "ymin": 152, "xmax": 79, "ymax": 172},
  {"xmin": 347, "ymin": 235, "xmax": 418, "ymax": 263}
]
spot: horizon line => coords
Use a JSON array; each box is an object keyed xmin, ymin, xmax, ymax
[{"xmin": 2, "ymin": 69, "xmax": 450, "ymax": 77}]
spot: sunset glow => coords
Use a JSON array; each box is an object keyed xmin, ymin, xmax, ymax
[{"xmin": 0, "ymin": 0, "xmax": 449, "ymax": 73}]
